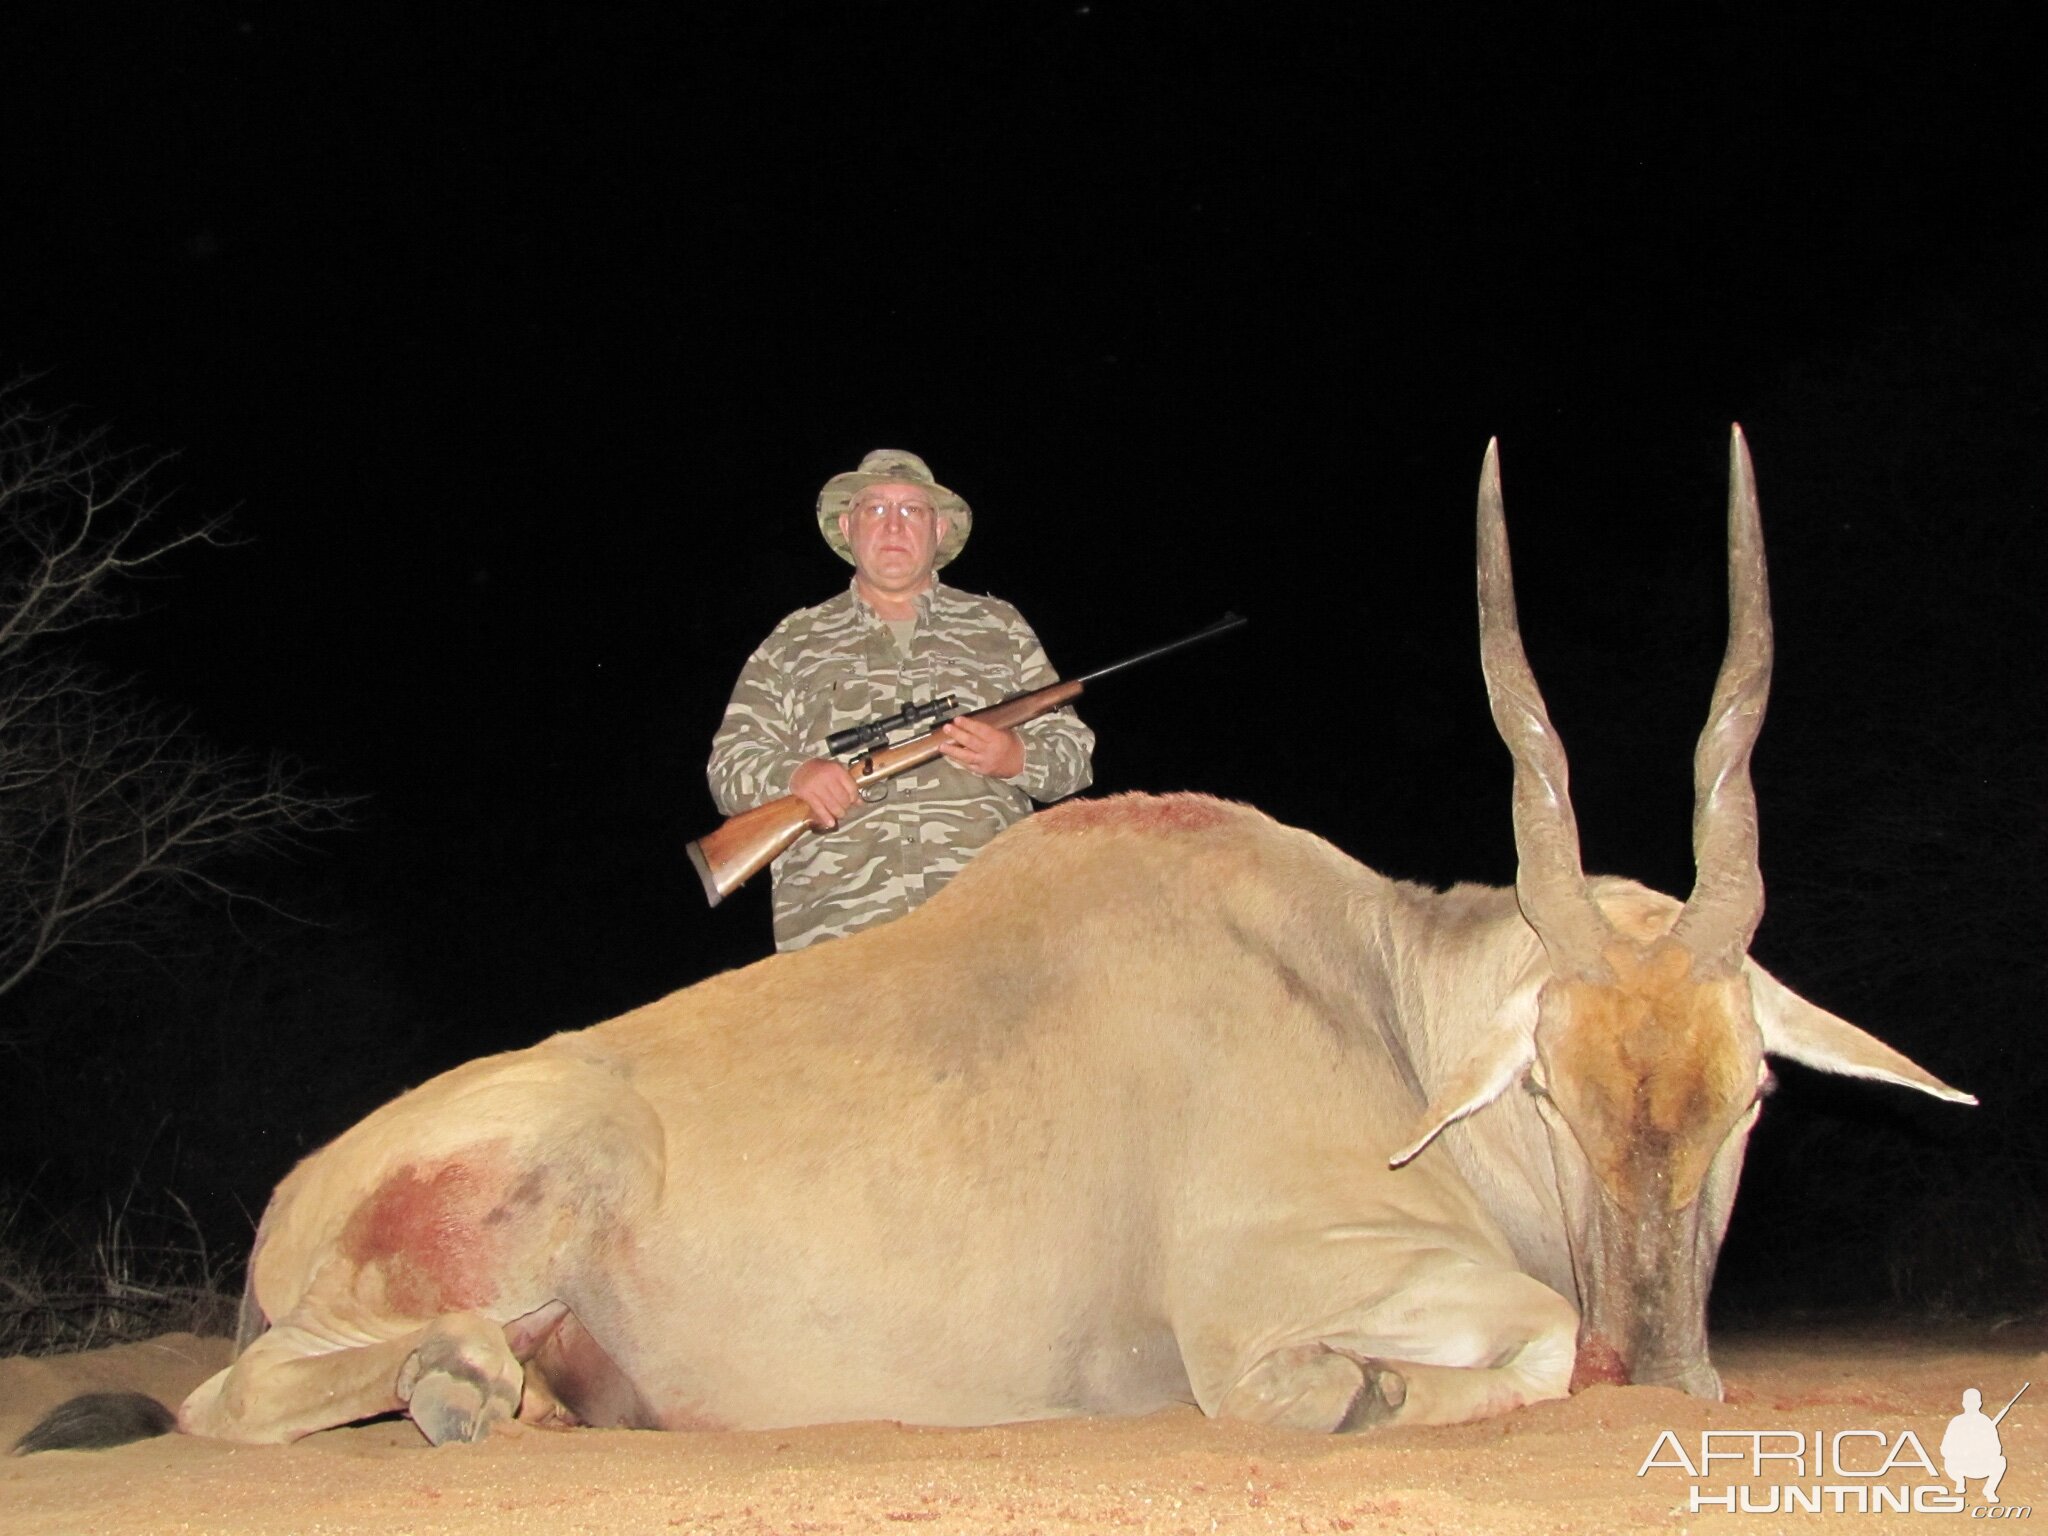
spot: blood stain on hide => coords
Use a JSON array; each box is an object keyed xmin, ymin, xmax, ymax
[
  {"xmin": 1570, "ymin": 1335, "xmax": 1631, "ymax": 1392},
  {"xmin": 485, "ymin": 1168, "xmax": 547, "ymax": 1226},
  {"xmin": 1040, "ymin": 792, "xmax": 1234, "ymax": 834},
  {"xmin": 341, "ymin": 1155, "xmax": 510, "ymax": 1317}
]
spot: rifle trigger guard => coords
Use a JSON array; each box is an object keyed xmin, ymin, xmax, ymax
[{"xmin": 847, "ymin": 752, "xmax": 888, "ymax": 802}]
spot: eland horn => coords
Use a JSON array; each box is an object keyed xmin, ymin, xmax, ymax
[
  {"xmin": 1668, "ymin": 425, "xmax": 1772, "ymax": 972},
  {"xmin": 1475, "ymin": 439, "xmax": 1616, "ymax": 980}
]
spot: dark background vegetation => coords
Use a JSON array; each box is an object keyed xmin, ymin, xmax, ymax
[{"xmin": 3, "ymin": 4, "xmax": 2041, "ymax": 1319}]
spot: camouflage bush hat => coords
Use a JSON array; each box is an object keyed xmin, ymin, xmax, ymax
[{"xmin": 816, "ymin": 449, "xmax": 973, "ymax": 568}]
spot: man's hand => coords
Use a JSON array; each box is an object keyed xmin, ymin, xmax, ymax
[
  {"xmin": 938, "ymin": 716, "xmax": 1026, "ymax": 780},
  {"xmin": 790, "ymin": 758, "xmax": 859, "ymax": 829}
]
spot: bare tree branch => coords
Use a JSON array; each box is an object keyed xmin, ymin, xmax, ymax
[{"xmin": 0, "ymin": 382, "xmax": 351, "ymax": 1039}]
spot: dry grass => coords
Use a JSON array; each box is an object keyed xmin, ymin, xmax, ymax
[{"xmin": 0, "ymin": 1186, "xmax": 239, "ymax": 1356}]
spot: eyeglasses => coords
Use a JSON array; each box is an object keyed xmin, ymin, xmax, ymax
[{"xmin": 850, "ymin": 500, "xmax": 937, "ymax": 523}]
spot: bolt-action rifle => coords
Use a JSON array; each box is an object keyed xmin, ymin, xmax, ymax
[{"xmin": 686, "ymin": 612, "xmax": 1248, "ymax": 906}]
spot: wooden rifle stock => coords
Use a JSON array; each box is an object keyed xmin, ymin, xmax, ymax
[{"xmin": 686, "ymin": 680, "xmax": 1084, "ymax": 905}]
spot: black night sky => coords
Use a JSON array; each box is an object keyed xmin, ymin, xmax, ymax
[{"xmin": 4, "ymin": 4, "xmax": 2042, "ymax": 1316}]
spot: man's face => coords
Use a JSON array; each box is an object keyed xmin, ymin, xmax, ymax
[{"xmin": 839, "ymin": 480, "xmax": 949, "ymax": 595}]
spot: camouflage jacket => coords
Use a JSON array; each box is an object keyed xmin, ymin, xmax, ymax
[{"xmin": 708, "ymin": 581, "xmax": 1095, "ymax": 950}]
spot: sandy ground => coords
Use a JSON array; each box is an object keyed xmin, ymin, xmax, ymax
[{"xmin": 2, "ymin": 1322, "xmax": 2041, "ymax": 1535}]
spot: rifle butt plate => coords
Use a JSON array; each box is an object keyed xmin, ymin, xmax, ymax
[{"xmin": 684, "ymin": 840, "xmax": 725, "ymax": 907}]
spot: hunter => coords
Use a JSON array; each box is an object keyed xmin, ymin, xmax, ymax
[{"xmin": 707, "ymin": 449, "xmax": 1095, "ymax": 950}]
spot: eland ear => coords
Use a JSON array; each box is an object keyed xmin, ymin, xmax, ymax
[
  {"xmin": 1390, "ymin": 979, "xmax": 1542, "ymax": 1167},
  {"xmin": 1746, "ymin": 962, "xmax": 1976, "ymax": 1105}
]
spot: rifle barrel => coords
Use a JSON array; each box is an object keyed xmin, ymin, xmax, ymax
[{"xmin": 1073, "ymin": 612, "xmax": 1248, "ymax": 687}]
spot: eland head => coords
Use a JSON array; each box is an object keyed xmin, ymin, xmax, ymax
[{"xmin": 1393, "ymin": 428, "xmax": 1972, "ymax": 1397}]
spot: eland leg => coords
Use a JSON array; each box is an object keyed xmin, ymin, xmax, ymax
[
  {"xmin": 1185, "ymin": 1235, "xmax": 1579, "ymax": 1432},
  {"xmin": 1231, "ymin": 1266, "xmax": 1577, "ymax": 1430},
  {"xmin": 178, "ymin": 1309, "xmax": 534, "ymax": 1445}
]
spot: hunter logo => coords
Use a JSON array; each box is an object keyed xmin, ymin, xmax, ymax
[
  {"xmin": 1944, "ymin": 1386, "xmax": 2026, "ymax": 1508},
  {"xmin": 1637, "ymin": 1382, "xmax": 2030, "ymax": 1517}
]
